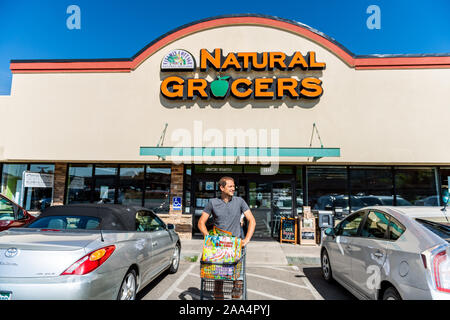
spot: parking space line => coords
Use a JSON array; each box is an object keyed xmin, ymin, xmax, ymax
[
  {"xmin": 246, "ymin": 272, "xmax": 310, "ymax": 289},
  {"xmin": 247, "ymin": 288, "xmax": 286, "ymax": 300},
  {"xmin": 263, "ymin": 266, "xmax": 303, "ymax": 274},
  {"xmin": 158, "ymin": 263, "xmax": 197, "ymax": 300}
]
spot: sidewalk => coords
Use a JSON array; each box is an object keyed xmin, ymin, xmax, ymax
[{"xmin": 180, "ymin": 237, "xmax": 321, "ymax": 266}]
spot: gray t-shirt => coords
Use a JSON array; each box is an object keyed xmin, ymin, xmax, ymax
[{"xmin": 203, "ymin": 196, "xmax": 250, "ymax": 238}]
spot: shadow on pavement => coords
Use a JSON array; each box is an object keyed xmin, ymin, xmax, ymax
[
  {"xmin": 178, "ymin": 287, "xmax": 202, "ymax": 300},
  {"xmin": 302, "ymin": 267, "xmax": 356, "ymax": 300},
  {"xmin": 136, "ymin": 269, "xmax": 170, "ymax": 300}
]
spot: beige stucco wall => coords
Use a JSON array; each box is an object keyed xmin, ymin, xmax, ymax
[{"xmin": 2, "ymin": 25, "xmax": 450, "ymax": 165}]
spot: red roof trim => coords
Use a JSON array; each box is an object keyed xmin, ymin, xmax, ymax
[{"xmin": 10, "ymin": 16, "xmax": 450, "ymax": 73}]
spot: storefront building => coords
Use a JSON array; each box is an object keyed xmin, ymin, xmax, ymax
[{"xmin": 1, "ymin": 15, "xmax": 450, "ymax": 239}]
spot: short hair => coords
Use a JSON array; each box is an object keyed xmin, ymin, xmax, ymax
[{"xmin": 218, "ymin": 176, "xmax": 234, "ymax": 188}]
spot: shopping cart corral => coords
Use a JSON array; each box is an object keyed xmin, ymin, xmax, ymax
[{"xmin": 200, "ymin": 249, "xmax": 247, "ymax": 300}]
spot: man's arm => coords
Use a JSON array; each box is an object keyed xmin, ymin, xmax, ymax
[
  {"xmin": 242, "ymin": 209, "xmax": 256, "ymax": 247},
  {"xmin": 198, "ymin": 211, "xmax": 211, "ymax": 237}
]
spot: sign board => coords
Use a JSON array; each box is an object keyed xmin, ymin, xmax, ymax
[
  {"xmin": 160, "ymin": 48, "xmax": 325, "ymax": 101},
  {"xmin": 280, "ymin": 217, "xmax": 297, "ymax": 244},
  {"xmin": 300, "ymin": 208, "xmax": 316, "ymax": 245},
  {"xmin": 23, "ymin": 172, "xmax": 54, "ymax": 188},
  {"xmin": 172, "ymin": 196, "xmax": 182, "ymax": 211}
]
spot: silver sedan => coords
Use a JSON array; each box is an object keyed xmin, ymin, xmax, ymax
[
  {"xmin": 0, "ymin": 204, "xmax": 181, "ymax": 300},
  {"xmin": 321, "ymin": 206, "xmax": 450, "ymax": 300}
]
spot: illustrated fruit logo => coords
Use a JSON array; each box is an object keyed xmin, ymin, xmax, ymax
[
  {"xmin": 210, "ymin": 76, "xmax": 230, "ymax": 98},
  {"xmin": 167, "ymin": 53, "xmax": 186, "ymax": 66}
]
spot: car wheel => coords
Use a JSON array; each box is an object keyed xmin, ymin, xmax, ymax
[
  {"xmin": 321, "ymin": 249, "xmax": 333, "ymax": 282},
  {"xmin": 383, "ymin": 287, "xmax": 402, "ymax": 300},
  {"xmin": 168, "ymin": 243, "xmax": 180, "ymax": 274},
  {"xmin": 117, "ymin": 269, "xmax": 137, "ymax": 300}
]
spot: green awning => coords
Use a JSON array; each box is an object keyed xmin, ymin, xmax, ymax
[{"xmin": 140, "ymin": 147, "xmax": 340, "ymax": 158}]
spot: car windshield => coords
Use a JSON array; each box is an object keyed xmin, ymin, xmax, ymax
[
  {"xmin": 27, "ymin": 215, "xmax": 101, "ymax": 230},
  {"xmin": 415, "ymin": 218, "xmax": 450, "ymax": 243}
]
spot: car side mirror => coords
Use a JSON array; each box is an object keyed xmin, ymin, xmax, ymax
[
  {"xmin": 167, "ymin": 224, "xmax": 175, "ymax": 230},
  {"xmin": 324, "ymin": 227, "xmax": 335, "ymax": 237}
]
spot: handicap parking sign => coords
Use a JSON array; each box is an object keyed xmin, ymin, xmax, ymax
[{"xmin": 172, "ymin": 197, "xmax": 182, "ymax": 211}]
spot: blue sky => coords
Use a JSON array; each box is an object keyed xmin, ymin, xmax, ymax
[{"xmin": 1, "ymin": 0, "xmax": 449, "ymax": 94}]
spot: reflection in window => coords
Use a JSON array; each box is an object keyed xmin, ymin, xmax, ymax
[
  {"xmin": 66, "ymin": 164, "xmax": 93, "ymax": 204},
  {"xmin": 296, "ymin": 167, "xmax": 303, "ymax": 214},
  {"xmin": 118, "ymin": 165, "xmax": 144, "ymax": 206},
  {"xmin": 195, "ymin": 181, "xmax": 217, "ymax": 208},
  {"xmin": 0, "ymin": 197, "xmax": 15, "ymax": 221},
  {"xmin": 184, "ymin": 165, "xmax": 191, "ymax": 214},
  {"xmin": 350, "ymin": 167, "xmax": 393, "ymax": 210},
  {"xmin": 307, "ymin": 166, "xmax": 349, "ymax": 213},
  {"xmin": 361, "ymin": 211, "xmax": 389, "ymax": 239},
  {"xmin": 136, "ymin": 210, "xmax": 165, "ymax": 232},
  {"xmin": 144, "ymin": 166, "xmax": 171, "ymax": 213},
  {"xmin": 395, "ymin": 168, "xmax": 438, "ymax": 206},
  {"xmin": 337, "ymin": 211, "xmax": 365, "ymax": 237},
  {"xmin": 1, "ymin": 164, "xmax": 27, "ymax": 205},
  {"xmin": 388, "ymin": 217, "xmax": 405, "ymax": 241},
  {"xmin": 93, "ymin": 165, "xmax": 118, "ymax": 204},
  {"xmin": 25, "ymin": 164, "xmax": 55, "ymax": 211}
]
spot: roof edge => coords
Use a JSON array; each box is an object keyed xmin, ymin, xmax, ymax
[{"xmin": 10, "ymin": 14, "xmax": 450, "ymax": 73}]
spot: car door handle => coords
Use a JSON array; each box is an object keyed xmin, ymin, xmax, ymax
[
  {"xmin": 152, "ymin": 241, "xmax": 158, "ymax": 247},
  {"xmin": 374, "ymin": 251, "xmax": 384, "ymax": 258}
]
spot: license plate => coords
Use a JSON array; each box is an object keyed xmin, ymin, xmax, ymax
[{"xmin": 0, "ymin": 291, "xmax": 12, "ymax": 300}]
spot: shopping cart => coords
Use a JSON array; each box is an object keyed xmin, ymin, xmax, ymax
[{"xmin": 200, "ymin": 248, "xmax": 247, "ymax": 300}]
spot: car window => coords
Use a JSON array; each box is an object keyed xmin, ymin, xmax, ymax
[
  {"xmin": 28, "ymin": 216, "xmax": 101, "ymax": 230},
  {"xmin": 0, "ymin": 197, "xmax": 15, "ymax": 221},
  {"xmin": 415, "ymin": 219, "xmax": 448, "ymax": 242},
  {"xmin": 388, "ymin": 217, "xmax": 406, "ymax": 241},
  {"xmin": 136, "ymin": 210, "xmax": 166, "ymax": 232},
  {"xmin": 361, "ymin": 211, "xmax": 389, "ymax": 239},
  {"xmin": 336, "ymin": 211, "xmax": 365, "ymax": 237}
]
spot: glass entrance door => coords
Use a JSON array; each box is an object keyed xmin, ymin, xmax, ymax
[{"xmin": 247, "ymin": 180, "xmax": 294, "ymax": 239}]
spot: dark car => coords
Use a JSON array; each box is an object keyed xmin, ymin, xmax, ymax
[{"xmin": 0, "ymin": 194, "xmax": 36, "ymax": 231}]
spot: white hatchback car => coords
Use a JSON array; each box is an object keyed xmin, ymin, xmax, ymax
[{"xmin": 321, "ymin": 206, "xmax": 450, "ymax": 300}]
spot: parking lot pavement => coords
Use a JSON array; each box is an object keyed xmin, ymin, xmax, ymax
[{"xmin": 138, "ymin": 261, "xmax": 356, "ymax": 300}]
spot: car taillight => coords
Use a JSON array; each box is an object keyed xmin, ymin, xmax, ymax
[
  {"xmin": 61, "ymin": 245, "xmax": 115, "ymax": 275},
  {"xmin": 433, "ymin": 250, "xmax": 450, "ymax": 293}
]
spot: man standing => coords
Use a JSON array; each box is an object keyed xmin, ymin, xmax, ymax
[{"xmin": 198, "ymin": 176, "xmax": 256, "ymax": 299}]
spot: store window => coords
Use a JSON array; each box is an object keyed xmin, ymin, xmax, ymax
[
  {"xmin": 296, "ymin": 167, "xmax": 304, "ymax": 214},
  {"xmin": 395, "ymin": 167, "xmax": 438, "ymax": 206},
  {"xmin": 144, "ymin": 165, "xmax": 171, "ymax": 213},
  {"xmin": 118, "ymin": 165, "xmax": 144, "ymax": 206},
  {"xmin": 184, "ymin": 165, "xmax": 192, "ymax": 214},
  {"xmin": 350, "ymin": 167, "xmax": 393, "ymax": 210},
  {"xmin": 25, "ymin": 164, "xmax": 55, "ymax": 211},
  {"xmin": 66, "ymin": 164, "xmax": 94, "ymax": 204},
  {"xmin": 1, "ymin": 164, "xmax": 27, "ymax": 204},
  {"xmin": 93, "ymin": 165, "xmax": 118, "ymax": 204},
  {"xmin": 439, "ymin": 168, "xmax": 450, "ymax": 206},
  {"xmin": 307, "ymin": 166, "xmax": 349, "ymax": 213}
]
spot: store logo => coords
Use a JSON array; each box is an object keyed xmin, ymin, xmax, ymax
[
  {"xmin": 160, "ymin": 48, "xmax": 325, "ymax": 101},
  {"xmin": 5, "ymin": 248, "xmax": 18, "ymax": 258},
  {"xmin": 161, "ymin": 49, "xmax": 195, "ymax": 70}
]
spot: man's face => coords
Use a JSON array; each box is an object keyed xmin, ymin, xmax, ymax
[{"xmin": 220, "ymin": 179, "xmax": 235, "ymax": 197}]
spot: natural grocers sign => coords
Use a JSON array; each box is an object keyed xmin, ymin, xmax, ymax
[{"xmin": 160, "ymin": 49, "xmax": 326, "ymax": 100}]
